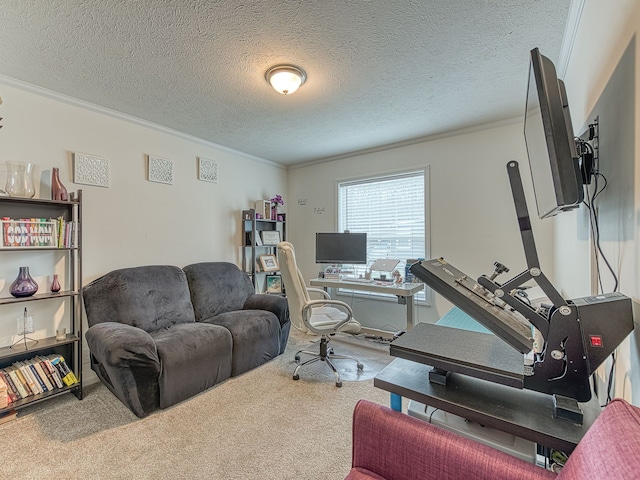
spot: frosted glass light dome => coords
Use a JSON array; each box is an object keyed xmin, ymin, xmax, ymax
[{"xmin": 265, "ymin": 65, "xmax": 307, "ymax": 95}]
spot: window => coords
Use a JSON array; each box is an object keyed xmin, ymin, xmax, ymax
[{"xmin": 338, "ymin": 169, "xmax": 428, "ymax": 300}]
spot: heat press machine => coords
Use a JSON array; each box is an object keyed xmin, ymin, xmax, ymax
[{"xmin": 409, "ymin": 162, "xmax": 634, "ymax": 423}]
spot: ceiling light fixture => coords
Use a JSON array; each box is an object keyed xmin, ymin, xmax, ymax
[{"xmin": 265, "ymin": 65, "xmax": 307, "ymax": 95}]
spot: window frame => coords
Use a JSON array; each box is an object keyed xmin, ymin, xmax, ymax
[{"xmin": 334, "ymin": 167, "xmax": 431, "ymax": 304}]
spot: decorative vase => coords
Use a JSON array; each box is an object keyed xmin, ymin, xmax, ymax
[
  {"xmin": 50, "ymin": 274, "xmax": 61, "ymax": 293},
  {"xmin": 9, "ymin": 266, "xmax": 39, "ymax": 298},
  {"xmin": 5, "ymin": 161, "xmax": 35, "ymax": 198},
  {"xmin": 271, "ymin": 206, "xmax": 278, "ymax": 221},
  {"xmin": 51, "ymin": 167, "xmax": 68, "ymax": 201}
]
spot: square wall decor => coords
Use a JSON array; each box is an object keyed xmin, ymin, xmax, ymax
[
  {"xmin": 73, "ymin": 152, "xmax": 110, "ymax": 187},
  {"xmin": 147, "ymin": 155, "xmax": 173, "ymax": 184},
  {"xmin": 198, "ymin": 157, "xmax": 218, "ymax": 183}
]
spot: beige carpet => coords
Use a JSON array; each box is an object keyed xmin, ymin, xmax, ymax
[{"xmin": 1, "ymin": 330, "xmax": 395, "ymax": 480}]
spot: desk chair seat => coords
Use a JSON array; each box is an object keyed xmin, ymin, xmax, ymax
[{"xmin": 277, "ymin": 241, "xmax": 363, "ymax": 387}]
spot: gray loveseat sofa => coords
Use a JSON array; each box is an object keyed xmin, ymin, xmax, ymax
[{"xmin": 83, "ymin": 262, "xmax": 290, "ymax": 417}]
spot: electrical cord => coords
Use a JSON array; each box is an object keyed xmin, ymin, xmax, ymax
[
  {"xmin": 580, "ymin": 161, "xmax": 621, "ymax": 406},
  {"xmin": 582, "ymin": 172, "xmax": 619, "ymax": 292},
  {"xmin": 428, "ymin": 407, "xmax": 439, "ymax": 423},
  {"xmin": 605, "ymin": 351, "xmax": 616, "ymax": 405}
]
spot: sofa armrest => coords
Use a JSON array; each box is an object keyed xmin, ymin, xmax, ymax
[
  {"xmin": 86, "ymin": 322, "xmax": 161, "ymax": 417},
  {"xmin": 86, "ymin": 322, "xmax": 160, "ymax": 368},
  {"xmin": 348, "ymin": 400, "xmax": 554, "ymax": 480},
  {"xmin": 244, "ymin": 293, "xmax": 289, "ymax": 328}
]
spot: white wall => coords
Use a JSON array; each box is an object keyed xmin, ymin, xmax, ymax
[
  {"xmin": 557, "ymin": 0, "xmax": 640, "ymax": 404},
  {"xmin": 287, "ymin": 121, "xmax": 554, "ymax": 331},
  {"xmin": 0, "ymin": 81, "xmax": 287, "ymax": 381}
]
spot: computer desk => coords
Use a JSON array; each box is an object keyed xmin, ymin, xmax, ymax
[{"xmin": 308, "ymin": 278, "xmax": 424, "ymax": 337}]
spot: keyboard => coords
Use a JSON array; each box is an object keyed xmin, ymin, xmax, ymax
[{"xmin": 345, "ymin": 278, "xmax": 374, "ymax": 284}]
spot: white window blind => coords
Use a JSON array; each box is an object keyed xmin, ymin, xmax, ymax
[{"xmin": 338, "ymin": 170, "xmax": 427, "ymax": 300}]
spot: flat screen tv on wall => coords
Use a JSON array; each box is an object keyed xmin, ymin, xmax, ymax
[{"xmin": 524, "ymin": 47, "xmax": 584, "ymax": 219}]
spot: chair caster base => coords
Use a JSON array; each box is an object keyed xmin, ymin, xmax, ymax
[{"xmin": 292, "ymin": 335, "xmax": 363, "ymax": 388}]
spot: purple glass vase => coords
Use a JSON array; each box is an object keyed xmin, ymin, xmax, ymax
[
  {"xmin": 10, "ymin": 267, "xmax": 39, "ymax": 298},
  {"xmin": 50, "ymin": 274, "xmax": 61, "ymax": 293}
]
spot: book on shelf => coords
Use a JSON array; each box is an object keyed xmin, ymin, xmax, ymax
[
  {"xmin": 15, "ymin": 361, "xmax": 41, "ymax": 394},
  {"xmin": 47, "ymin": 355, "xmax": 78, "ymax": 386},
  {"xmin": 38, "ymin": 356, "xmax": 64, "ymax": 389},
  {"xmin": 0, "ymin": 370, "xmax": 19, "ymax": 403},
  {"xmin": 24, "ymin": 361, "xmax": 45, "ymax": 394},
  {"xmin": 0, "ymin": 383, "xmax": 7, "ymax": 409},
  {"xmin": 7, "ymin": 366, "xmax": 31, "ymax": 398},
  {"xmin": 56, "ymin": 216, "xmax": 76, "ymax": 248},
  {"xmin": 28, "ymin": 358, "xmax": 54, "ymax": 392},
  {"xmin": 3, "ymin": 368, "xmax": 23, "ymax": 399},
  {"xmin": 34, "ymin": 358, "xmax": 57, "ymax": 390},
  {"xmin": 27, "ymin": 361, "xmax": 47, "ymax": 393}
]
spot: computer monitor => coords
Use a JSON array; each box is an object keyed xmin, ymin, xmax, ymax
[
  {"xmin": 315, "ymin": 232, "xmax": 367, "ymax": 264},
  {"xmin": 524, "ymin": 48, "xmax": 584, "ymax": 219}
]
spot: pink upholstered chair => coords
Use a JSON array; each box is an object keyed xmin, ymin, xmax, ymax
[{"xmin": 346, "ymin": 398, "xmax": 640, "ymax": 480}]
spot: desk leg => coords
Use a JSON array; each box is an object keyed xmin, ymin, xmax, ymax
[
  {"xmin": 390, "ymin": 393, "xmax": 402, "ymax": 412},
  {"xmin": 406, "ymin": 294, "xmax": 414, "ymax": 329}
]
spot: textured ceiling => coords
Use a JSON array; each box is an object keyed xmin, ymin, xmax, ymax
[{"xmin": 0, "ymin": 0, "xmax": 572, "ymax": 166}]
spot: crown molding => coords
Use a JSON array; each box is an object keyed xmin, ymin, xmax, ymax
[
  {"xmin": 288, "ymin": 116, "xmax": 523, "ymax": 169},
  {"xmin": 0, "ymin": 74, "xmax": 284, "ymax": 169},
  {"xmin": 557, "ymin": 0, "xmax": 585, "ymax": 79}
]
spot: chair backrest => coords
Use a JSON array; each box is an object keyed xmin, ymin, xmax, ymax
[
  {"xmin": 82, "ymin": 265, "xmax": 196, "ymax": 332},
  {"xmin": 277, "ymin": 241, "xmax": 311, "ymax": 333},
  {"xmin": 183, "ymin": 262, "xmax": 255, "ymax": 320}
]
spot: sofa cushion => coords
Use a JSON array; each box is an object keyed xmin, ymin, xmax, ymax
[
  {"xmin": 83, "ymin": 265, "xmax": 196, "ymax": 332},
  {"xmin": 205, "ymin": 310, "xmax": 280, "ymax": 376},
  {"xmin": 152, "ymin": 322, "xmax": 233, "ymax": 409},
  {"xmin": 183, "ymin": 262, "xmax": 255, "ymax": 319}
]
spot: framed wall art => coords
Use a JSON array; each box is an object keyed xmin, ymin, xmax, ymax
[
  {"xmin": 259, "ymin": 254, "xmax": 279, "ymax": 272},
  {"xmin": 147, "ymin": 155, "xmax": 173, "ymax": 184},
  {"xmin": 198, "ymin": 157, "xmax": 218, "ymax": 183},
  {"xmin": 266, "ymin": 275, "xmax": 282, "ymax": 294},
  {"xmin": 261, "ymin": 230, "xmax": 281, "ymax": 245},
  {"xmin": 73, "ymin": 152, "xmax": 110, "ymax": 187}
]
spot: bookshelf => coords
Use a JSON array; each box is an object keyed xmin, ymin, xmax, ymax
[
  {"xmin": 0, "ymin": 192, "xmax": 83, "ymax": 414},
  {"xmin": 241, "ymin": 209, "xmax": 286, "ymax": 294}
]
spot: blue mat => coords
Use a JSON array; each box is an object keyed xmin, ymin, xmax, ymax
[{"xmin": 435, "ymin": 307, "xmax": 492, "ymax": 334}]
